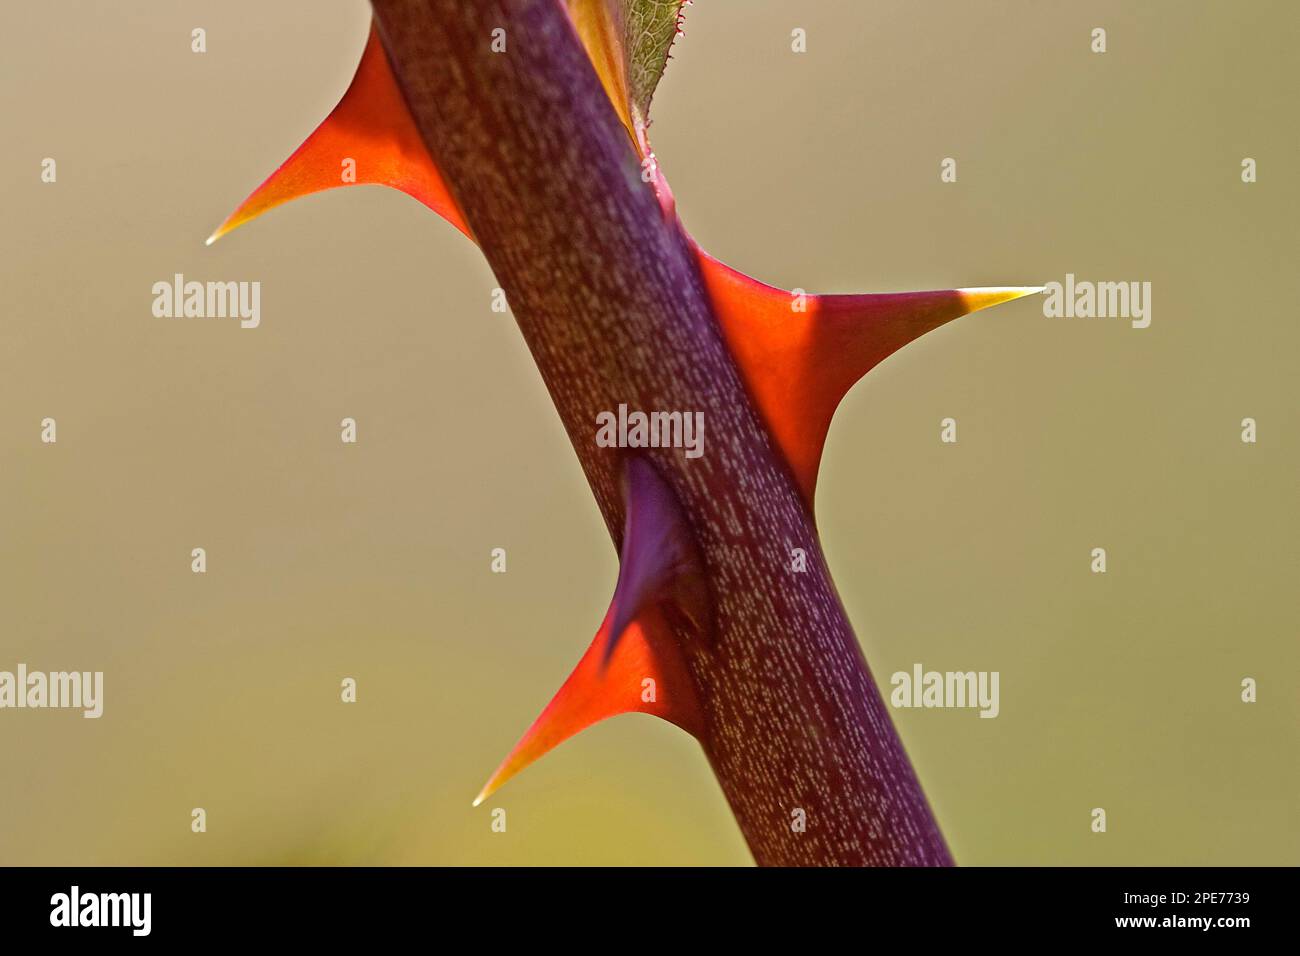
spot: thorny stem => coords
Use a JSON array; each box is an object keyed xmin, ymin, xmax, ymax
[{"xmin": 371, "ymin": 0, "xmax": 952, "ymax": 866}]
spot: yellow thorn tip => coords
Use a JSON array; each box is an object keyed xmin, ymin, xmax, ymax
[
  {"xmin": 204, "ymin": 213, "xmax": 243, "ymax": 247},
  {"xmin": 958, "ymin": 286, "xmax": 1045, "ymax": 314}
]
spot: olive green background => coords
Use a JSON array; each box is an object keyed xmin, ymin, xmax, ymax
[{"xmin": 1, "ymin": 0, "xmax": 1294, "ymax": 865}]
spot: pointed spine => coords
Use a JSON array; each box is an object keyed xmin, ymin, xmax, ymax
[
  {"xmin": 695, "ymin": 245, "xmax": 1041, "ymax": 509},
  {"xmin": 475, "ymin": 458, "xmax": 707, "ymax": 804},
  {"xmin": 206, "ymin": 23, "xmax": 469, "ymax": 245}
]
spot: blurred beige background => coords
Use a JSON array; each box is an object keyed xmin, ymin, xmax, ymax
[{"xmin": 0, "ymin": 0, "xmax": 1295, "ymax": 865}]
